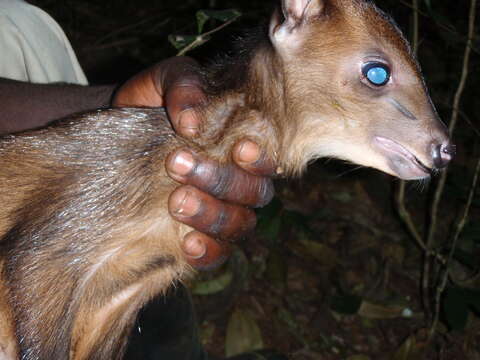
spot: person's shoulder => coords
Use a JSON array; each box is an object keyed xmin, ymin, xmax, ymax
[
  {"xmin": 0, "ymin": 3, "xmax": 22, "ymax": 35},
  {"xmin": 0, "ymin": 1, "xmax": 31, "ymax": 59},
  {"xmin": 0, "ymin": 0, "xmax": 49, "ymax": 24},
  {"xmin": 0, "ymin": 0, "xmax": 31, "ymax": 14},
  {"xmin": 0, "ymin": 0, "xmax": 30, "ymax": 27}
]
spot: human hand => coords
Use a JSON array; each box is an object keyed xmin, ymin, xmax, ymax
[{"xmin": 113, "ymin": 57, "xmax": 275, "ymax": 270}]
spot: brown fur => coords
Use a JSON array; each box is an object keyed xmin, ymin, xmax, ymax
[{"xmin": 0, "ymin": 0, "xmax": 450, "ymax": 359}]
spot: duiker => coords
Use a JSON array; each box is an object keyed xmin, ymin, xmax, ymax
[{"xmin": 0, "ymin": 0, "xmax": 453, "ymax": 359}]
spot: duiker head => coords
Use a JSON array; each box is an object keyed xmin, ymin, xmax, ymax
[{"xmin": 268, "ymin": 0, "xmax": 454, "ymax": 179}]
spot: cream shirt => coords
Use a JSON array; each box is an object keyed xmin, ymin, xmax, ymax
[{"xmin": 0, "ymin": 0, "xmax": 87, "ymax": 84}]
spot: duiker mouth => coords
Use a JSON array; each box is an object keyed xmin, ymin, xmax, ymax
[{"xmin": 373, "ymin": 136, "xmax": 432, "ymax": 180}]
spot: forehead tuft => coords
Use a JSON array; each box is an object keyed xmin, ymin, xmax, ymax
[{"xmin": 348, "ymin": 1, "xmax": 419, "ymax": 70}]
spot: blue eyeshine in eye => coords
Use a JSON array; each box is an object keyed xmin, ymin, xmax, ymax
[{"xmin": 362, "ymin": 62, "xmax": 390, "ymax": 86}]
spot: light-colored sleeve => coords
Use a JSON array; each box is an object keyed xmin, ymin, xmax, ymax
[
  {"xmin": 0, "ymin": 0, "xmax": 88, "ymax": 85},
  {"xmin": 0, "ymin": 14, "xmax": 28, "ymax": 81}
]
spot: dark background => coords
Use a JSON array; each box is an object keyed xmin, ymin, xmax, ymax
[{"xmin": 28, "ymin": 1, "xmax": 479, "ymax": 359}]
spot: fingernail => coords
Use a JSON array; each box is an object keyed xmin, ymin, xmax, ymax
[
  {"xmin": 170, "ymin": 150, "xmax": 195, "ymax": 177},
  {"xmin": 178, "ymin": 110, "xmax": 199, "ymax": 137},
  {"xmin": 238, "ymin": 140, "xmax": 260, "ymax": 163},
  {"xmin": 182, "ymin": 235, "xmax": 206, "ymax": 259},
  {"xmin": 174, "ymin": 190, "xmax": 201, "ymax": 217}
]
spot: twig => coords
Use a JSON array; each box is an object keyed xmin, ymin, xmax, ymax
[
  {"xmin": 395, "ymin": 1, "xmax": 420, "ymax": 245},
  {"xmin": 396, "ymin": 0, "xmax": 424, "ymax": 253},
  {"xmin": 426, "ymin": 0, "xmax": 477, "ymax": 255},
  {"xmin": 85, "ymin": 38, "xmax": 139, "ymax": 52},
  {"xmin": 93, "ymin": 16, "xmax": 169, "ymax": 47},
  {"xmin": 425, "ymin": 0, "xmax": 477, "ymax": 341},
  {"xmin": 412, "ymin": 0, "xmax": 419, "ymax": 55},
  {"xmin": 396, "ymin": 185, "xmax": 447, "ymax": 266},
  {"xmin": 395, "ymin": 183, "xmax": 423, "ymax": 247},
  {"xmin": 429, "ymin": 154, "xmax": 480, "ymax": 343},
  {"xmin": 176, "ymin": 16, "xmax": 240, "ymax": 56},
  {"xmin": 436, "ymin": 102, "xmax": 480, "ymax": 138},
  {"xmin": 399, "ymin": 0, "xmax": 480, "ymax": 56}
]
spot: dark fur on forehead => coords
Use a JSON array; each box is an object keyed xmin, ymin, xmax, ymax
[{"xmin": 355, "ymin": 0, "xmax": 419, "ymax": 70}]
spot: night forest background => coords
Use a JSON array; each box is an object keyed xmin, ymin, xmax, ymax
[{"xmin": 28, "ymin": 0, "xmax": 479, "ymax": 359}]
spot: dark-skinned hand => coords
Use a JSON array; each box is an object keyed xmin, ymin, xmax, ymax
[{"xmin": 113, "ymin": 56, "xmax": 275, "ymax": 270}]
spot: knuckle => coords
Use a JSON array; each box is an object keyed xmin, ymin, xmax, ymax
[
  {"xmin": 206, "ymin": 204, "xmax": 229, "ymax": 236},
  {"xmin": 192, "ymin": 161, "xmax": 232, "ymax": 198}
]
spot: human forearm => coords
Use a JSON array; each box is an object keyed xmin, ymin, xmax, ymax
[{"xmin": 0, "ymin": 78, "xmax": 116, "ymax": 134}]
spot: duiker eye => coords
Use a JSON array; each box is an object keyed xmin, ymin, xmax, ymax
[{"xmin": 362, "ymin": 62, "xmax": 390, "ymax": 86}]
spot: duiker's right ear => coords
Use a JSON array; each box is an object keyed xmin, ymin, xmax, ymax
[{"xmin": 269, "ymin": 0, "xmax": 326, "ymax": 49}]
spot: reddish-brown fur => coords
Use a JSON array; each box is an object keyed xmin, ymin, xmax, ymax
[{"xmin": 0, "ymin": 0, "xmax": 450, "ymax": 359}]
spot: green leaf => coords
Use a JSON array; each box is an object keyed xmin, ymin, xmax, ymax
[
  {"xmin": 196, "ymin": 10, "xmax": 210, "ymax": 34},
  {"xmin": 168, "ymin": 34, "xmax": 199, "ymax": 50},
  {"xmin": 196, "ymin": 9, "xmax": 241, "ymax": 33},
  {"xmin": 225, "ymin": 308, "xmax": 264, "ymax": 357},
  {"xmin": 191, "ymin": 270, "xmax": 233, "ymax": 295},
  {"xmin": 443, "ymin": 286, "xmax": 469, "ymax": 331},
  {"xmin": 330, "ymin": 293, "xmax": 362, "ymax": 315}
]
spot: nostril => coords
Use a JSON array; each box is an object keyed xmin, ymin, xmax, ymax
[{"xmin": 431, "ymin": 142, "xmax": 455, "ymax": 169}]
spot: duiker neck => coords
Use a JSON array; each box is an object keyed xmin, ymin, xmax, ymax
[
  {"xmin": 203, "ymin": 32, "xmax": 286, "ymax": 115},
  {"xmin": 196, "ymin": 37, "xmax": 301, "ymax": 173}
]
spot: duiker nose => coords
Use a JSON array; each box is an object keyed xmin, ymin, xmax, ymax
[{"xmin": 431, "ymin": 142, "xmax": 455, "ymax": 169}]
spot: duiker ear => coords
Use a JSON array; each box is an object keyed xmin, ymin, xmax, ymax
[
  {"xmin": 269, "ymin": 0, "xmax": 326, "ymax": 45},
  {"xmin": 282, "ymin": 0, "xmax": 325, "ymax": 24}
]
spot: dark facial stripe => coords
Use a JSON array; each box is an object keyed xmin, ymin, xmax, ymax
[{"xmin": 388, "ymin": 98, "xmax": 417, "ymax": 121}]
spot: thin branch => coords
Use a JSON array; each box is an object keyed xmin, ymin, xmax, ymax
[
  {"xmin": 396, "ymin": 0, "xmax": 434, "ymax": 280},
  {"xmin": 395, "ymin": 183, "xmax": 423, "ymax": 246},
  {"xmin": 93, "ymin": 17, "xmax": 169, "ymax": 47},
  {"xmin": 429, "ymin": 154, "xmax": 480, "ymax": 342},
  {"xmin": 425, "ymin": 0, "xmax": 477, "ymax": 341},
  {"xmin": 426, "ymin": 0, "xmax": 477, "ymax": 250},
  {"xmin": 399, "ymin": 0, "xmax": 480, "ymax": 56},
  {"xmin": 412, "ymin": 0, "xmax": 419, "ymax": 55},
  {"xmin": 396, "ymin": 0, "xmax": 423, "ymax": 250},
  {"xmin": 177, "ymin": 16, "xmax": 240, "ymax": 56}
]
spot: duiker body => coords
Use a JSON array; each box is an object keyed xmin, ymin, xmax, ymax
[{"xmin": 0, "ymin": 0, "xmax": 453, "ymax": 359}]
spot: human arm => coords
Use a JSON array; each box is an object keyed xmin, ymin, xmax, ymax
[{"xmin": 0, "ymin": 77, "xmax": 115, "ymax": 134}]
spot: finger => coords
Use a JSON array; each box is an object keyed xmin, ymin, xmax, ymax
[
  {"xmin": 168, "ymin": 185, "xmax": 257, "ymax": 240},
  {"xmin": 232, "ymin": 139, "xmax": 278, "ymax": 176},
  {"xmin": 166, "ymin": 150, "xmax": 275, "ymax": 208},
  {"xmin": 165, "ymin": 87, "xmax": 206, "ymax": 138},
  {"xmin": 182, "ymin": 231, "xmax": 231, "ymax": 270},
  {"xmin": 159, "ymin": 57, "xmax": 207, "ymax": 138}
]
